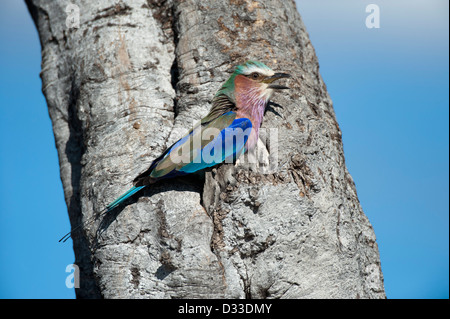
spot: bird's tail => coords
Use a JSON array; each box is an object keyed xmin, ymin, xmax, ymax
[
  {"xmin": 105, "ymin": 186, "xmax": 145, "ymax": 212},
  {"xmin": 58, "ymin": 185, "xmax": 146, "ymax": 243}
]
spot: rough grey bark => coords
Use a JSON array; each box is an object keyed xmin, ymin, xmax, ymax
[{"xmin": 27, "ymin": 0, "xmax": 385, "ymax": 299}]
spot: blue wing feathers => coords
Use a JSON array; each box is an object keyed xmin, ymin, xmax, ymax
[{"xmin": 180, "ymin": 117, "xmax": 252, "ymax": 173}]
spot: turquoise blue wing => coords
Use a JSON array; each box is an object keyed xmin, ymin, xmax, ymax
[
  {"xmin": 179, "ymin": 116, "xmax": 252, "ymax": 173},
  {"xmin": 137, "ymin": 112, "xmax": 251, "ymax": 180}
]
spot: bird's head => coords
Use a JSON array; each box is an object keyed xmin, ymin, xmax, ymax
[{"xmin": 216, "ymin": 60, "xmax": 291, "ymax": 105}]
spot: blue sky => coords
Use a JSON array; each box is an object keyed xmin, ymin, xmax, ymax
[{"xmin": 0, "ymin": 1, "xmax": 448, "ymax": 299}]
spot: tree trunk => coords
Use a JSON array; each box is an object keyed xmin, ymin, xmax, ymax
[{"xmin": 26, "ymin": 0, "xmax": 385, "ymax": 299}]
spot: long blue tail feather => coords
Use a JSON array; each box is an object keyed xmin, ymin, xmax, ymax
[
  {"xmin": 106, "ymin": 185, "xmax": 146, "ymax": 212},
  {"xmin": 59, "ymin": 185, "xmax": 146, "ymax": 242}
]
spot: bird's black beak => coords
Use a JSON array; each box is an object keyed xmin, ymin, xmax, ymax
[{"xmin": 265, "ymin": 73, "xmax": 291, "ymax": 90}]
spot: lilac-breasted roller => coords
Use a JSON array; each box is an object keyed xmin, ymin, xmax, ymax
[{"xmin": 60, "ymin": 60, "xmax": 290, "ymax": 242}]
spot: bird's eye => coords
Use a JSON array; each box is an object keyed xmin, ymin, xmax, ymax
[{"xmin": 250, "ymin": 72, "xmax": 259, "ymax": 79}]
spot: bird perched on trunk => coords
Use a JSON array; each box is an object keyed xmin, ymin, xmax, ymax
[{"xmin": 60, "ymin": 60, "xmax": 290, "ymax": 242}]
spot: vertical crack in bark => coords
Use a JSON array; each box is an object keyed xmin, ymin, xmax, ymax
[
  {"xmin": 170, "ymin": 57, "xmax": 180, "ymax": 118},
  {"xmin": 66, "ymin": 75, "xmax": 84, "ymax": 234},
  {"xmin": 169, "ymin": 4, "xmax": 180, "ymax": 119},
  {"xmin": 147, "ymin": 0, "xmax": 180, "ymax": 118}
]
